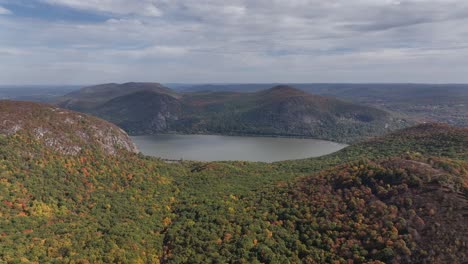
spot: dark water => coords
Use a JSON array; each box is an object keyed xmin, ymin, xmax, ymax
[{"xmin": 131, "ymin": 134, "xmax": 347, "ymax": 162}]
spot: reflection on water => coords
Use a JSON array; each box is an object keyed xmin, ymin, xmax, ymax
[{"xmin": 131, "ymin": 134, "xmax": 347, "ymax": 162}]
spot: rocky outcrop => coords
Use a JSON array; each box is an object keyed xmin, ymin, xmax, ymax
[{"xmin": 0, "ymin": 100, "xmax": 138, "ymax": 155}]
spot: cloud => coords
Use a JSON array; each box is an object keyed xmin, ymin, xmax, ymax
[
  {"xmin": 40, "ymin": 0, "xmax": 162, "ymax": 16},
  {"xmin": 341, "ymin": 0, "xmax": 468, "ymax": 32},
  {"xmin": 0, "ymin": 5, "xmax": 11, "ymax": 15},
  {"xmin": 110, "ymin": 45, "xmax": 189, "ymax": 59},
  {"xmin": 0, "ymin": 47, "xmax": 27, "ymax": 55},
  {"xmin": 1, "ymin": 0, "xmax": 468, "ymax": 83}
]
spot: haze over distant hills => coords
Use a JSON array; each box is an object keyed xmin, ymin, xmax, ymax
[
  {"xmin": 0, "ymin": 85, "xmax": 79, "ymax": 103},
  {"xmin": 57, "ymin": 82, "xmax": 410, "ymax": 143}
]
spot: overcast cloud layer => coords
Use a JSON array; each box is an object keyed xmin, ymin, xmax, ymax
[{"xmin": 1, "ymin": 0, "xmax": 468, "ymax": 84}]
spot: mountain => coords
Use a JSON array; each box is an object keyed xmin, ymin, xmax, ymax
[
  {"xmin": 0, "ymin": 103, "xmax": 466, "ymax": 263},
  {"xmin": 57, "ymin": 82, "xmax": 179, "ymax": 111},
  {"xmin": 0, "ymin": 100, "xmax": 137, "ymax": 155},
  {"xmin": 9, "ymin": 83, "xmax": 465, "ymax": 127},
  {"xmin": 90, "ymin": 90, "xmax": 182, "ymax": 134},
  {"xmin": 257, "ymin": 157, "xmax": 467, "ymax": 263},
  {"xmin": 59, "ymin": 83, "xmax": 410, "ymax": 143},
  {"xmin": 175, "ymin": 83, "xmax": 468, "ymax": 127},
  {"xmin": 232, "ymin": 86, "xmax": 399, "ymax": 142}
]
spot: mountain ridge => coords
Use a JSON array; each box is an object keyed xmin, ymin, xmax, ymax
[
  {"xmin": 58, "ymin": 83, "xmax": 411, "ymax": 143},
  {"xmin": 57, "ymin": 82, "xmax": 179, "ymax": 111}
]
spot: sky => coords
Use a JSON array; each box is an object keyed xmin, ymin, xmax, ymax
[{"xmin": 1, "ymin": 0, "xmax": 468, "ymax": 85}]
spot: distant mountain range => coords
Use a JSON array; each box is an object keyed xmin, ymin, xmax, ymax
[
  {"xmin": 57, "ymin": 82, "xmax": 410, "ymax": 143},
  {"xmin": 3, "ymin": 83, "xmax": 466, "ymax": 127},
  {"xmin": 0, "ymin": 85, "xmax": 79, "ymax": 102}
]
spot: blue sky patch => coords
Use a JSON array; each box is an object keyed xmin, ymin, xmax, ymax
[{"xmin": 2, "ymin": 1, "xmax": 109, "ymax": 22}]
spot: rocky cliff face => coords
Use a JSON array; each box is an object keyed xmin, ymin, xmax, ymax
[{"xmin": 0, "ymin": 100, "xmax": 138, "ymax": 155}]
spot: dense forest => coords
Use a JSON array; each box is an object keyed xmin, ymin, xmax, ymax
[{"xmin": 0, "ymin": 102, "xmax": 466, "ymax": 263}]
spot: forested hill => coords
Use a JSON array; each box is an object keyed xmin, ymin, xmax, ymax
[
  {"xmin": 175, "ymin": 83, "xmax": 468, "ymax": 127},
  {"xmin": 159, "ymin": 123, "xmax": 467, "ymax": 263},
  {"xmin": 57, "ymin": 82, "xmax": 179, "ymax": 111},
  {"xmin": 58, "ymin": 83, "xmax": 411, "ymax": 143},
  {"xmin": 0, "ymin": 100, "xmax": 137, "ymax": 155},
  {"xmin": 0, "ymin": 102, "xmax": 466, "ymax": 263}
]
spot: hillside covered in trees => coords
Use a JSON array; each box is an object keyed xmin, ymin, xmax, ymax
[
  {"xmin": 177, "ymin": 83, "xmax": 468, "ymax": 128},
  {"xmin": 57, "ymin": 83, "xmax": 410, "ymax": 143},
  {"xmin": 0, "ymin": 102, "xmax": 466, "ymax": 263}
]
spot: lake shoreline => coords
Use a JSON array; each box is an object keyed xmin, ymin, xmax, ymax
[
  {"xmin": 130, "ymin": 134, "xmax": 347, "ymax": 162},
  {"xmin": 129, "ymin": 131, "xmax": 351, "ymax": 143}
]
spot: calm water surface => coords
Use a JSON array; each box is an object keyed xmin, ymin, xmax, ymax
[{"xmin": 131, "ymin": 134, "xmax": 347, "ymax": 162}]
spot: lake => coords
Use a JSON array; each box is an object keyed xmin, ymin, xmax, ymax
[{"xmin": 131, "ymin": 134, "xmax": 347, "ymax": 162}]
